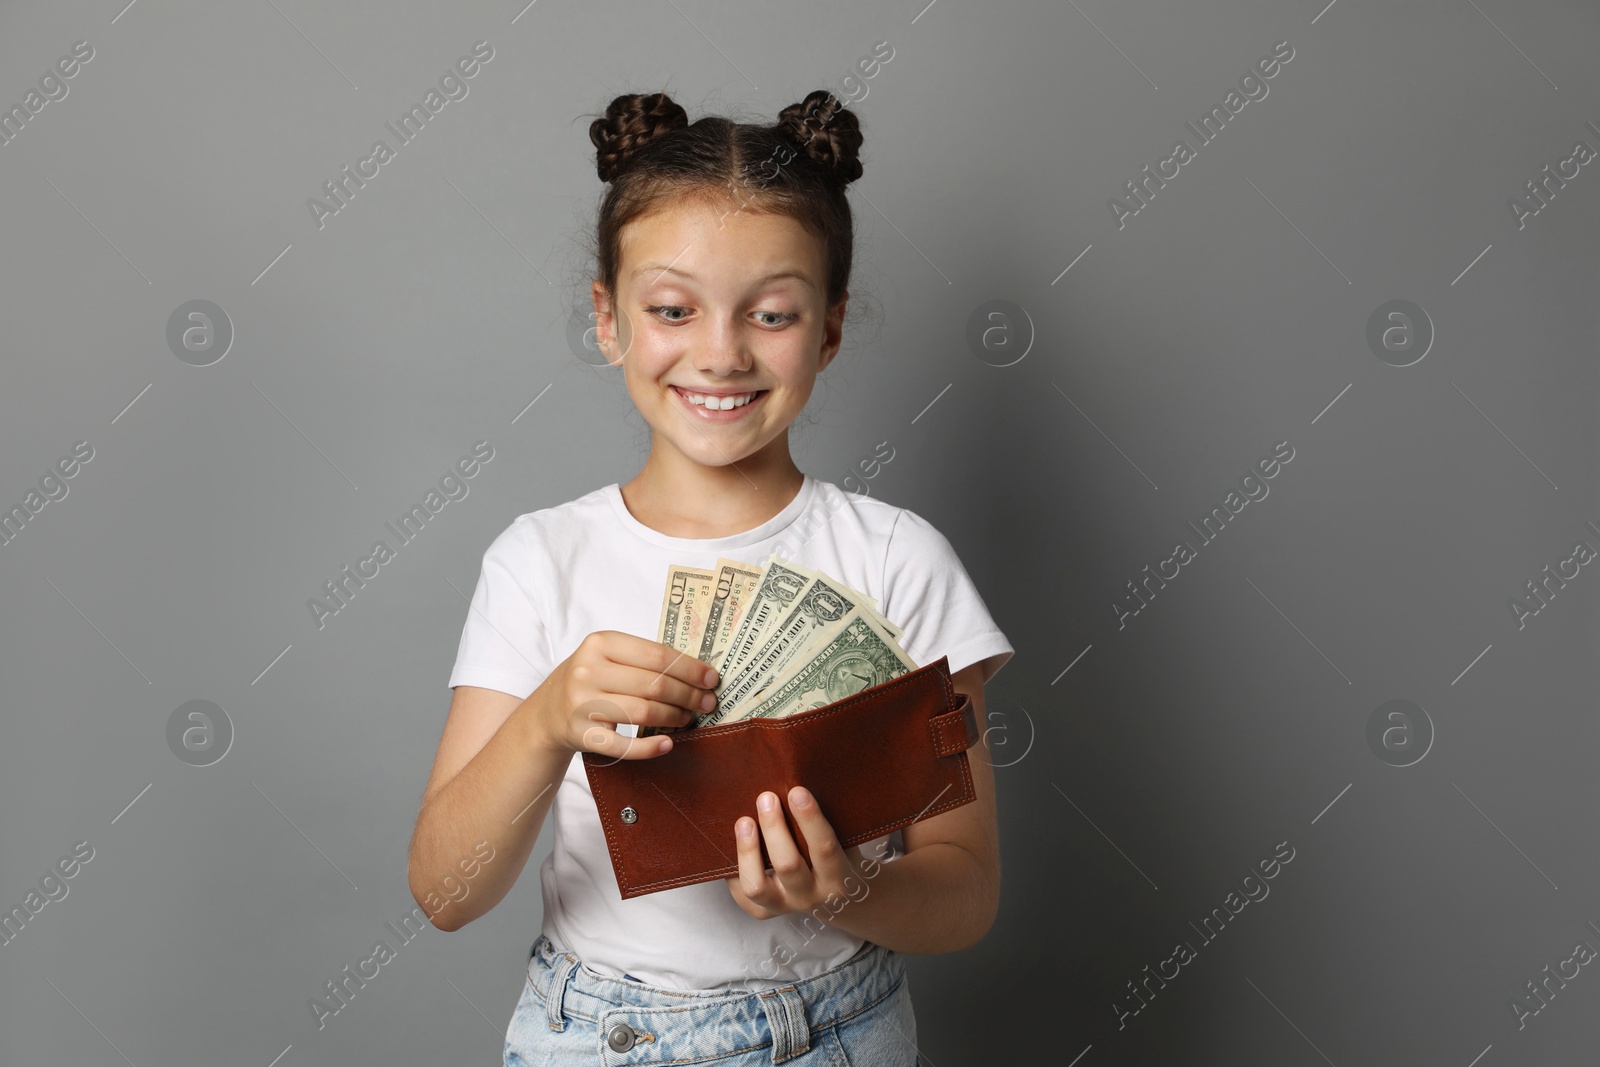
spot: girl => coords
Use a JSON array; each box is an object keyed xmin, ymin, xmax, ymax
[{"xmin": 408, "ymin": 89, "xmax": 1013, "ymax": 1066}]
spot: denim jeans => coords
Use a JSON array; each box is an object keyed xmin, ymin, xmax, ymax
[{"xmin": 504, "ymin": 933, "xmax": 923, "ymax": 1066}]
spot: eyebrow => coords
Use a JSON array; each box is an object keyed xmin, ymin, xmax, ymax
[{"xmin": 633, "ymin": 264, "xmax": 816, "ymax": 291}]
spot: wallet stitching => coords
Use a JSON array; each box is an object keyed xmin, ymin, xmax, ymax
[
  {"xmin": 617, "ymin": 783, "xmax": 975, "ymax": 897},
  {"xmin": 928, "ymin": 702, "xmax": 971, "ymax": 757},
  {"xmin": 589, "ymin": 665, "xmax": 970, "ymax": 896},
  {"xmin": 646, "ymin": 661, "xmax": 952, "ymax": 746},
  {"xmin": 603, "ymin": 784, "xmax": 974, "ymax": 896},
  {"xmin": 587, "ymin": 658, "xmax": 973, "ymax": 897}
]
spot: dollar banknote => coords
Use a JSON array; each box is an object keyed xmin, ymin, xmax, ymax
[
  {"xmin": 640, "ymin": 557, "xmax": 773, "ymax": 738},
  {"xmin": 643, "ymin": 553, "xmax": 915, "ymax": 735},
  {"xmin": 697, "ymin": 557, "xmax": 764, "ymax": 668},
  {"xmin": 709, "ymin": 571, "xmax": 862, "ymax": 718},
  {"xmin": 726, "ymin": 610, "xmax": 913, "ymax": 722},
  {"xmin": 713, "ymin": 558, "xmax": 815, "ymax": 685},
  {"xmin": 657, "ymin": 565, "xmax": 718, "ymax": 656}
]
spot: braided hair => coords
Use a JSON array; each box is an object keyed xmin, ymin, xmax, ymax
[{"xmin": 585, "ymin": 90, "xmax": 863, "ymax": 312}]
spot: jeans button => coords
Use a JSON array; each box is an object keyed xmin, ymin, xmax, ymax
[{"xmin": 606, "ymin": 1021, "xmax": 638, "ymax": 1052}]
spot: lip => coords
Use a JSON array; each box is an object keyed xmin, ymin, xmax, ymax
[
  {"xmin": 669, "ymin": 385, "xmax": 769, "ymax": 421},
  {"xmin": 671, "ymin": 385, "xmax": 767, "ymax": 396}
]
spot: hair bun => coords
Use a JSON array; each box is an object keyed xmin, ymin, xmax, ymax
[
  {"xmin": 589, "ymin": 92, "xmax": 690, "ymax": 183},
  {"xmin": 775, "ymin": 90, "xmax": 863, "ymax": 184}
]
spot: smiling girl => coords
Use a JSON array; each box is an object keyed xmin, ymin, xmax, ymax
[{"xmin": 407, "ymin": 89, "xmax": 1013, "ymax": 1066}]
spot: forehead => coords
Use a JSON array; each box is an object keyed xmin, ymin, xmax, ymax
[{"xmin": 620, "ymin": 201, "xmax": 823, "ymax": 289}]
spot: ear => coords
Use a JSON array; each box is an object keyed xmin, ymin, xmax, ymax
[
  {"xmin": 817, "ymin": 289, "xmax": 848, "ymax": 373},
  {"xmin": 591, "ymin": 280, "xmax": 623, "ymax": 366}
]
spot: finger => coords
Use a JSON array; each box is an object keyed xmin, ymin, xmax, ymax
[
  {"xmin": 754, "ymin": 791, "xmax": 812, "ymax": 898},
  {"xmin": 732, "ymin": 815, "xmax": 774, "ymax": 905},
  {"xmin": 576, "ymin": 662, "xmax": 707, "ymax": 729},
  {"xmin": 600, "ymin": 692, "xmax": 699, "ymax": 731},
  {"xmin": 580, "ymin": 722, "xmax": 678, "ymax": 761},
  {"xmin": 575, "ymin": 699, "xmax": 678, "ymax": 761},
  {"xmin": 787, "ymin": 786, "xmax": 847, "ymax": 879},
  {"xmin": 607, "ymin": 661, "xmax": 717, "ymax": 719},
  {"xmin": 577, "ymin": 678, "xmax": 698, "ymax": 731},
  {"xmin": 580, "ymin": 658, "xmax": 714, "ymax": 722},
  {"xmin": 724, "ymin": 876, "xmax": 776, "ymax": 921},
  {"xmin": 604, "ymin": 632, "xmax": 721, "ymax": 690}
]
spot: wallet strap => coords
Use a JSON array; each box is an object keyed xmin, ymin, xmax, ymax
[{"xmin": 929, "ymin": 693, "xmax": 979, "ymax": 758}]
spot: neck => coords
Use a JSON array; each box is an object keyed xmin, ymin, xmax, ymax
[{"xmin": 621, "ymin": 437, "xmax": 804, "ymax": 540}]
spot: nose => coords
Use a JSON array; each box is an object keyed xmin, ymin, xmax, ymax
[{"xmin": 693, "ymin": 313, "xmax": 754, "ymax": 377}]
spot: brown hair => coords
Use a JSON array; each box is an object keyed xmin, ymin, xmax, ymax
[{"xmin": 585, "ymin": 90, "xmax": 864, "ymax": 313}]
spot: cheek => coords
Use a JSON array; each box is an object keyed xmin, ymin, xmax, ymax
[
  {"xmin": 768, "ymin": 376, "xmax": 816, "ymax": 413},
  {"xmin": 624, "ymin": 371, "xmax": 667, "ymax": 414},
  {"xmin": 773, "ymin": 348, "xmax": 823, "ymax": 391},
  {"xmin": 622, "ymin": 337, "xmax": 675, "ymax": 382}
]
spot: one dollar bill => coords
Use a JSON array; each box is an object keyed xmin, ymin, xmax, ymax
[
  {"xmin": 724, "ymin": 610, "xmax": 913, "ymax": 722},
  {"xmin": 646, "ymin": 552, "xmax": 915, "ymax": 734}
]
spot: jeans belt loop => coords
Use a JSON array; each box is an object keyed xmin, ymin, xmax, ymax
[
  {"xmin": 545, "ymin": 952, "xmax": 579, "ymax": 1032},
  {"xmin": 758, "ymin": 985, "xmax": 811, "ymax": 1063}
]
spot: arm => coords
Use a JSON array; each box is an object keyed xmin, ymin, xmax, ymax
[
  {"xmin": 726, "ymin": 660, "xmax": 1001, "ymax": 954},
  {"xmin": 411, "ymin": 634, "xmax": 719, "ymax": 932},
  {"xmin": 406, "ymin": 685, "xmax": 571, "ymax": 933}
]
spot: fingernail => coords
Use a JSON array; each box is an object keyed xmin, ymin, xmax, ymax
[
  {"xmin": 757, "ymin": 792, "xmax": 776, "ymax": 813},
  {"xmin": 704, "ymin": 668, "xmax": 718, "ymax": 687},
  {"xmin": 701, "ymin": 692, "xmax": 716, "ymax": 712},
  {"xmin": 737, "ymin": 819, "xmax": 754, "ymax": 838},
  {"xmin": 792, "ymin": 787, "xmax": 811, "ymax": 807}
]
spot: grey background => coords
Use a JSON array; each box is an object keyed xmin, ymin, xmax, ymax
[{"xmin": 1, "ymin": 0, "xmax": 1595, "ymax": 1063}]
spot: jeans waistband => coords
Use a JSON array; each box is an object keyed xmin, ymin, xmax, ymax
[{"xmin": 527, "ymin": 933, "xmax": 905, "ymax": 1063}]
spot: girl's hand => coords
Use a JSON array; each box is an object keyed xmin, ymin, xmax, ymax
[
  {"xmin": 522, "ymin": 631, "xmax": 718, "ymax": 761},
  {"xmin": 726, "ymin": 786, "xmax": 868, "ymax": 920}
]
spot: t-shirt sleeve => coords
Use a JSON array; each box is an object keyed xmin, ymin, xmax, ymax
[
  {"xmin": 446, "ymin": 518, "xmax": 553, "ymax": 701},
  {"xmin": 880, "ymin": 508, "xmax": 1013, "ymax": 685}
]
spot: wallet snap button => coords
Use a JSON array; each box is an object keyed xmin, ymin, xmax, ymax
[
  {"xmin": 607, "ymin": 1021, "xmax": 638, "ymax": 1051},
  {"xmin": 620, "ymin": 806, "xmax": 637, "ymax": 824}
]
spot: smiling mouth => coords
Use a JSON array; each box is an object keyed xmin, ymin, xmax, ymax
[{"xmin": 671, "ymin": 386, "xmax": 769, "ymax": 411}]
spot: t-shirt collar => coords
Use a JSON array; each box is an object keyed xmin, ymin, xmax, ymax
[{"xmin": 602, "ymin": 474, "xmax": 817, "ymax": 551}]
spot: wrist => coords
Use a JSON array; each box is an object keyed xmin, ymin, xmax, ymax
[{"xmin": 514, "ymin": 689, "xmax": 571, "ymax": 759}]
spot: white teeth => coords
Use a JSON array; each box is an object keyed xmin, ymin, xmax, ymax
[{"xmin": 681, "ymin": 390, "xmax": 760, "ymax": 410}]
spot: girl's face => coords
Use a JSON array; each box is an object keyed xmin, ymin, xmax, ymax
[{"xmin": 593, "ymin": 199, "xmax": 845, "ymax": 473}]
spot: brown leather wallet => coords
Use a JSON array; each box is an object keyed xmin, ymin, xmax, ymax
[{"xmin": 582, "ymin": 656, "xmax": 980, "ymax": 899}]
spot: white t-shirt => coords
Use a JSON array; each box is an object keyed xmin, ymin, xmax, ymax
[{"xmin": 446, "ymin": 472, "xmax": 1013, "ymax": 991}]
